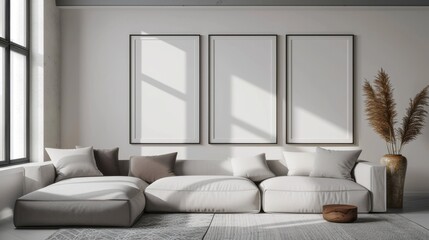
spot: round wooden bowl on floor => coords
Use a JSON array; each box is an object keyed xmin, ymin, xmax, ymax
[{"xmin": 323, "ymin": 204, "xmax": 357, "ymax": 223}]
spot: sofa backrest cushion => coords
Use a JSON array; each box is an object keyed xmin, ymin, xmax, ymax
[
  {"xmin": 118, "ymin": 159, "xmax": 288, "ymax": 177},
  {"xmin": 283, "ymin": 151, "xmax": 316, "ymax": 176}
]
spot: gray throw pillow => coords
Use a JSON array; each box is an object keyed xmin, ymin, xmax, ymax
[
  {"xmin": 76, "ymin": 146, "xmax": 120, "ymax": 176},
  {"xmin": 129, "ymin": 152, "xmax": 177, "ymax": 183},
  {"xmin": 309, "ymin": 147, "xmax": 362, "ymax": 180},
  {"xmin": 46, "ymin": 147, "xmax": 103, "ymax": 182},
  {"xmin": 94, "ymin": 148, "xmax": 120, "ymax": 176},
  {"xmin": 231, "ymin": 153, "xmax": 275, "ymax": 182}
]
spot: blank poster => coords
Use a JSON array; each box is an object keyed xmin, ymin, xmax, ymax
[
  {"xmin": 130, "ymin": 35, "xmax": 200, "ymax": 143},
  {"xmin": 287, "ymin": 35, "xmax": 354, "ymax": 144},
  {"xmin": 209, "ymin": 35, "xmax": 277, "ymax": 144}
]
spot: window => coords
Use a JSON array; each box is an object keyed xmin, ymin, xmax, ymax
[{"xmin": 0, "ymin": 0, "xmax": 29, "ymax": 166}]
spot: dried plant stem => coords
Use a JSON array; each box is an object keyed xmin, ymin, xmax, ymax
[
  {"xmin": 386, "ymin": 142, "xmax": 392, "ymax": 155},
  {"xmin": 390, "ymin": 129, "xmax": 397, "ymax": 154},
  {"xmin": 397, "ymin": 86, "xmax": 429, "ymax": 153}
]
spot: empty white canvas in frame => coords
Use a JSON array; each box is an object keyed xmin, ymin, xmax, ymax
[
  {"xmin": 287, "ymin": 35, "xmax": 354, "ymax": 144},
  {"xmin": 209, "ymin": 35, "xmax": 277, "ymax": 144},
  {"xmin": 130, "ymin": 35, "xmax": 200, "ymax": 143}
]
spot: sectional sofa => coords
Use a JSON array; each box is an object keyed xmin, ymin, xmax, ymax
[{"xmin": 14, "ymin": 159, "xmax": 386, "ymax": 228}]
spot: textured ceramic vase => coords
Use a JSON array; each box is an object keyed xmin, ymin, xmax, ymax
[{"xmin": 380, "ymin": 154, "xmax": 407, "ymax": 208}]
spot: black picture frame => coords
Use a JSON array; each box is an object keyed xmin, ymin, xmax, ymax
[
  {"xmin": 129, "ymin": 34, "xmax": 202, "ymax": 144},
  {"xmin": 285, "ymin": 34, "xmax": 355, "ymax": 145},
  {"xmin": 208, "ymin": 34, "xmax": 279, "ymax": 145}
]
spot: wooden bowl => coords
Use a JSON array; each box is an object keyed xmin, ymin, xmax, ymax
[{"xmin": 323, "ymin": 204, "xmax": 357, "ymax": 223}]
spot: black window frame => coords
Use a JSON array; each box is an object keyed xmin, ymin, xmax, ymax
[{"xmin": 0, "ymin": 0, "xmax": 30, "ymax": 167}]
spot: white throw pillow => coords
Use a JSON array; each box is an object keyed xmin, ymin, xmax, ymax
[
  {"xmin": 283, "ymin": 151, "xmax": 316, "ymax": 176},
  {"xmin": 46, "ymin": 147, "xmax": 103, "ymax": 182},
  {"xmin": 230, "ymin": 153, "xmax": 275, "ymax": 182},
  {"xmin": 309, "ymin": 147, "xmax": 362, "ymax": 180}
]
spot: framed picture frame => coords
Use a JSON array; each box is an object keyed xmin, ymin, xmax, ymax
[
  {"xmin": 286, "ymin": 34, "xmax": 354, "ymax": 144},
  {"xmin": 209, "ymin": 34, "xmax": 278, "ymax": 144},
  {"xmin": 129, "ymin": 34, "xmax": 201, "ymax": 144}
]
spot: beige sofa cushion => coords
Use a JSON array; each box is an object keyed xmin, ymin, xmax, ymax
[
  {"xmin": 14, "ymin": 176, "xmax": 148, "ymax": 227},
  {"xmin": 259, "ymin": 176, "xmax": 370, "ymax": 213},
  {"xmin": 145, "ymin": 176, "xmax": 260, "ymax": 213}
]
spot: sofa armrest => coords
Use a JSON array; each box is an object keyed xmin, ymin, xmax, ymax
[
  {"xmin": 353, "ymin": 161, "xmax": 386, "ymax": 212},
  {"xmin": 22, "ymin": 161, "xmax": 55, "ymax": 194}
]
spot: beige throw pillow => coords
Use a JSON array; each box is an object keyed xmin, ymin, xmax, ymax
[
  {"xmin": 309, "ymin": 147, "xmax": 362, "ymax": 180},
  {"xmin": 46, "ymin": 147, "xmax": 103, "ymax": 182},
  {"xmin": 230, "ymin": 153, "xmax": 275, "ymax": 182},
  {"xmin": 129, "ymin": 152, "xmax": 177, "ymax": 183},
  {"xmin": 283, "ymin": 151, "xmax": 316, "ymax": 176}
]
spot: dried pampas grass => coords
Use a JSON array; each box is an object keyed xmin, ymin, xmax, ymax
[{"xmin": 363, "ymin": 69, "xmax": 429, "ymax": 154}]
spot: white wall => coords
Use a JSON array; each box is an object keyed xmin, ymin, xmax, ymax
[
  {"xmin": 31, "ymin": 0, "xmax": 61, "ymax": 162},
  {"xmin": 44, "ymin": 0, "xmax": 61, "ymax": 153},
  {"xmin": 60, "ymin": 7, "xmax": 429, "ymax": 192}
]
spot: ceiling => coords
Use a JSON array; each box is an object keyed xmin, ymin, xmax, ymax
[{"xmin": 56, "ymin": 0, "xmax": 429, "ymax": 7}]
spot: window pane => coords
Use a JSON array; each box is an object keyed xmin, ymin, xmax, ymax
[
  {"xmin": 0, "ymin": 47, "xmax": 4, "ymax": 161},
  {"xmin": 0, "ymin": 0, "xmax": 5, "ymax": 38},
  {"xmin": 11, "ymin": 0, "xmax": 27, "ymax": 46},
  {"xmin": 10, "ymin": 51, "xmax": 26, "ymax": 160}
]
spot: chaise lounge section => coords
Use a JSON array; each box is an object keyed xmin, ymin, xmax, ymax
[{"xmin": 14, "ymin": 176, "xmax": 147, "ymax": 227}]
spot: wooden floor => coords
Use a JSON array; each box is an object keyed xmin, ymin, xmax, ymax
[{"xmin": 1, "ymin": 193, "xmax": 429, "ymax": 240}]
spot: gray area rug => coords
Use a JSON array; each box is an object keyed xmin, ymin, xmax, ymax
[
  {"xmin": 204, "ymin": 214, "xmax": 429, "ymax": 240},
  {"xmin": 46, "ymin": 214, "xmax": 214, "ymax": 240},
  {"xmin": 47, "ymin": 213, "xmax": 429, "ymax": 240}
]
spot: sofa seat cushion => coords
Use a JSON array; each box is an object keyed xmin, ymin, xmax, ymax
[
  {"xmin": 259, "ymin": 176, "xmax": 370, "ymax": 213},
  {"xmin": 14, "ymin": 176, "xmax": 148, "ymax": 227},
  {"xmin": 145, "ymin": 176, "xmax": 260, "ymax": 213}
]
